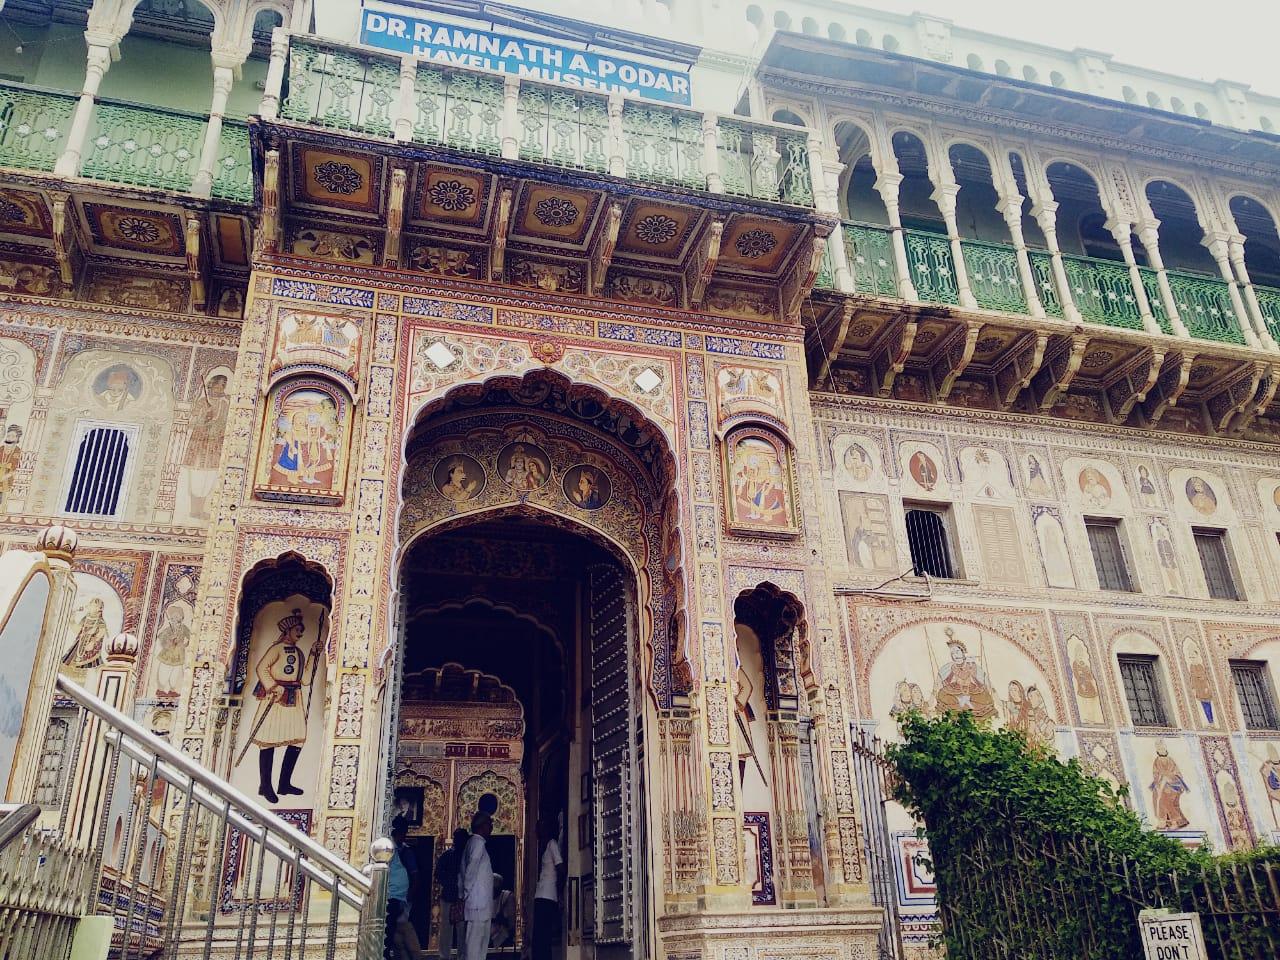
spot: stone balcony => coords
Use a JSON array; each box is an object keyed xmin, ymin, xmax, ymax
[
  {"xmin": 254, "ymin": 35, "xmax": 831, "ymax": 321},
  {"xmin": 807, "ymin": 222, "xmax": 1280, "ymax": 438}
]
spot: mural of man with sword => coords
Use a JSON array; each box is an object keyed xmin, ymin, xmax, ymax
[{"xmin": 241, "ymin": 607, "xmax": 324, "ymax": 804}]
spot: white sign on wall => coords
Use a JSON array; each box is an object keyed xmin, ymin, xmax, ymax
[
  {"xmin": 359, "ymin": 4, "xmax": 692, "ymax": 105},
  {"xmin": 1139, "ymin": 911, "xmax": 1208, "ymax": 960}
]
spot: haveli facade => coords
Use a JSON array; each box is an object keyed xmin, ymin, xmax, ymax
[{"xmin": 2, "ymin": 2, "xmax": 1280, "ymax": 960}]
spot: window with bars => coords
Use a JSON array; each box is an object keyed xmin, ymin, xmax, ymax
[
  {"xmin": 904, "ymin": 505, "xmax": 957, "ymax": 579},
  {"xmin": 1085, "ymin": 519, "xmax": 1134, "ymax": 592},
  {"xmin": 1194, "ymin": 528, "xmax": 1240, "ymax": 600},
  {"xmin": 1230, "ymin": 660, "xmax": 1279, "ymax": 730},
  {"xmin": 1118, "ymin": 654, "xmax": 1170, "ymax": 727},
  {"xmin": 63, "ymin": 423, "xmax": 134, "ymax": 517}
]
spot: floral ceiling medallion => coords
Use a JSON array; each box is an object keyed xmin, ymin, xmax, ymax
[
  {"xmin": 735, "ymin": 228, "xmax": 777, "ymax": 259},
  {"xmin": 635, "ymin": 214, "xmax": 678, "ymax": 245},
  {"xmin": 313, "ymin": 160, "xmax": 364, "ymax": 196},
  {"xmin": 534, "ymin": 196, "xmax": 579, "ymax": 227},
  {"xmin": 427, "ymin": 178, "xmax": 475, "ymax": 212},
  {"xmin": 116, "ymin": 216, "xmax": 161, "ymax": 245}
]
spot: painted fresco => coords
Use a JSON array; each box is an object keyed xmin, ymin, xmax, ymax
[
  {"xmin": 724, "ymin": 428, "xmax": 796, "ymax": 536},
  {"xmin": 256, "ymin": 379, "xmax": 350, "ymax": 503}
]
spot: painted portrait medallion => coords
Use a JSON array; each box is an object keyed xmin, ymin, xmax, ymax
[
  {"xmin": 433, "ymin": 454, "xmax": 485, "ymax": 503},
  {"xmin": 563, "ymin": 464, "xmax": 611, "ymax": 510},
  {"xmin": 843, "ymin": 443, "xmax": 873, "ymax": 482},
  {"xmin": 92, "ymin": 363, "xmax": 143, "ymax": 412},
  {"xmin": 1185, "ymin": 477, "xmax": 1218, "ymax": 516},
  {"xmin": 1078, "ymin": 467, "xmax": 1112, "ymax": 508},
  {"xmin": 908, "ymin": 450, "xmax": 939, "ymax": 491},
  {"xmin": 497, "ymin": 441, "xmax": 551, "ymax": 492}
]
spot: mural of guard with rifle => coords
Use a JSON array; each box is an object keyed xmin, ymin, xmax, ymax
[{"xmin": 240, "ymin": 607, "xmax": 324, "ymax": 804}]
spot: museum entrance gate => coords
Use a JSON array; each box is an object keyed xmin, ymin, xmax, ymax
[{"xmin": 391, "ymin": 517, "xmax": 644, "ymax": 960}]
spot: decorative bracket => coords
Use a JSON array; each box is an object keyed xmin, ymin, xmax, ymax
[
  {"xmin": 184, "ymin": 211, "xmax": 205, "ymax": 311},
  {"xmin": 1030, "ymin": 331, "xmax": 1088, "ymax": 411},
  {"xmin": 255, "ymin": 148, "xmax": 282, "ymax": 259},
  {"xmin": 931, "ymin": 320, "xmax": 981, "ymax": 402},
  {"xmin": 49, "ymin": 191, "xmax": 78, "ymax": 288},
  {"xmin": 687, "ymin": 219, "xmax": 723, "ymax": 309},
  {"xmin": 490, "ymin": 186, "xmax": 514, "ymax": 282},
  {"xmin": 872, "ymin": 312, "xmax": 917, "ymax": 398},
  {"xmin": 1141, "ymin": 350, "xmax": 1194, "ymax": 426},
  {"xmin": 781, "ymin": 234, "xmax": 827, "ymax": 323},
  {"xmin": 810, "ymin": 300, "xmax": 855, "ymax": 387},
  {"xmin": 1228, "ymin": 363, "xmax": 1280, "ymax": 436},
  {"xmin": 589, "ymin": 200, "xmax": 622, "ymax": 295},
  {"xmin": 1206, "ymin": 360, "xmax": 1265, "ymax": 434},
  {"xmin": 1104, "ymin": 348, "xmax": 1165, "ymax": 424},
  {"xmin": 383, "ymin": 165, "xmax": 409, "ymax": 270},
  {"xmin": 992, "ymin": 331, "xmax": 1049, "ymax": 411}
]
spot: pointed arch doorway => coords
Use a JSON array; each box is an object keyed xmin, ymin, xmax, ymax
[{"xmin": 388, "ymin": 371, "xmax": 684, "ymax": 960}]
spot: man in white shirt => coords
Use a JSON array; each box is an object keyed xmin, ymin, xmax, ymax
[
  {"xmin": 531, "ymin": 817, "xmax": 564, "ymax": 960},
  {"xmin": 458, "ymin": 811, "xmax": 494, "ymax": 960}
]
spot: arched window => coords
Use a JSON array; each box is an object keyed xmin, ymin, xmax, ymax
[
  {"xmin": 994, "ymin": 59, "xmax": 1011, "ymax": 77},
  {"xmin": 966, "ymin": 53, "xmax": 984, "ymax": 72},
  {"xmin": 1050, "ymin": 70, "xmax": 1066, "ymax": 88},
  {"xmin": 1194, "ymin": 101, "xmax": 1211, "ymax": 119},
  {"xmin": 904, "ymin": 508, "xmax": 956, "ymax": 579},
  {"xmin": 1146, "ymin": 91, "xmax": 1163, "ymax": 109},
  {"xmin": 854, "ymin": 28, "xmax": 872, "ymax": 46},
  {"xmin": 801, "ymin": 16, "xmax": 818, "ymax": 35},
  {"xmin": 773, "ymin": 11, "xmax": 792, "ymax": 30},
  {"xmin": 828, "ymin": 23, "xmax": 846, "ymax": 41},
  {"xmin": 1122, "ymin": 86, "xmax": 1138, "ymax": 103},
  {"xmin": 1262, "ymin": 116, "xmax": 1276, "ymax": 133},
  {"xmin": 64, "ymin": 423, "xmax": 135, "ymax": 517},
  {"xmin": 882, "ymin": 34, "xmax": 900, "ymax": 52},
  {"xmin": 1170, "ymin": 96, "xmax": 1186, "ymax": 114},
  {"xmin": 1022, "ymin": 65, "xmax": 1039, "ymax": 83}
]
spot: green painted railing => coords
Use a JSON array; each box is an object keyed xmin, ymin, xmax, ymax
[
  {"xmin": 843, "ymin": 222, "xmax": 898, "ymax": 297},
  {"xmin": 1028, "ymin": 251, "xmax": 1063, "ymax": 318},
  {"xmin": 277, "ymin": 37, "xmax": 816, "ymax": 207},
  {"xmin": 1060, "ymin": 252, "xmax": 1145, "ymax": 331},
  {"xmin": 904, "ymin": 229, "xmax": 959, "ymax": 305},
  {"xmin": 1138, "ymin": 268, "xmax": 1174, "ymax": 334},
  {"xmin": 0, "ymin": 82, "xmax": 76, "ymax": 171},
  {"xmin": 1165, "ymin": 269, "xmax": 1246, "ymax": 344},
  {"xmin": 212, "ymin": 120, "xmax": 253, "ymax": 203},
  {"xmin": 81, "ymin": 100, "xmax": 205, "ymax": 192},
  {"xmin": 961, "ymin": 238, "xmax": 1026, "ymax": 313},
  {"xmin": 1256, "ymin": 284, "xmax": 1280, "ymax": 342}
]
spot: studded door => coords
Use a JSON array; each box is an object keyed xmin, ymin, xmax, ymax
[{"xmin": 587, "ymin": 562, "xmax": 637, "ymax": 956}]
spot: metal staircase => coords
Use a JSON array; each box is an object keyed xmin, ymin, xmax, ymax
[{"xmin": 0, "ymin": 673, "xmax": 389, "ymax": 960}]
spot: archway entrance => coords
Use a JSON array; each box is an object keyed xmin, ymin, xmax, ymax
[{"xmin": 390, "ymin": 371, "xmax": 678, "ymax": 960}]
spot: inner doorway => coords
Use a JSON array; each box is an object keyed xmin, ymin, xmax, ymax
[{"xmin": 394, "ymin": 516, "xmax": 644, "ymax": 960}]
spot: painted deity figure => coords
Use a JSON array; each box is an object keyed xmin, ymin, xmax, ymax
[
  {"xmin": 1150, "ymin": 740, "xmax": 1190, "ymax": 830},
  {"xmin": 504, "ymin": 445, "xmax": 546, "ymax": 491},
  {"xmin": 1261, "ymin": 743, "xmax": 1280, "ymax": 829},
  {"xmin": 439, "ymin": 457, "xmax": 478, "ymax": 502},
  {"xmin": 1026, "ymin": 454, "xmax": 1050, "ymax": 496},
  {"xmin": 274, "ymin": 412, "xmax": 305, "ymax": 483},
  {"xmin": 0, "ymin": 424, "xmax": 22, "ymax": 504},
  {"xmin": 934, "ymin": 635, "xmax": 997, "ymax": 721},
  {"xmin": 1184, "ymin": 643, "xmax": 1216, "ymax": 726},
  {"xmin": 181, "ymin": 374, "xmax": 229, "ymax": 521},
  {"xmin": 247, "ymin": 608, "xmax": 323, "ymax": 804},
  {"xmin": 1068, "ymin": 638, "xmax": 1104, "ymax": 725},
  {"xmin": 64, "ymin": 596, "xmax": 108, "ymax": 669},
  {"xmin": 149, "ymin": 603, "xmax": 190, "ymax": 699},
  {"xmin": 569, "ymin": 468, "xmax": 604, "ymax": 509}
]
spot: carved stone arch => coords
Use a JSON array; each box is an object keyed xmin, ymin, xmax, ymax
[{"xmin": 733, "ymin": 581, "xmax": 806, "ymax": 712}]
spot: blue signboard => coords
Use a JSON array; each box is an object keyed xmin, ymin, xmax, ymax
[{"xmin": 359, "ymin": 8, "xmax": 692, "ymax": 105}]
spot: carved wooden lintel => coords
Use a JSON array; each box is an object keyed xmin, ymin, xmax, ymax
[
  {"xmin": 687, "ymin": 219, "xmax": 723, "ymax": 309},
  {"xmin": 490, "ymin": 186, "xmax": 514, "ymax": 282},
  {"xmin": 1205, "ymin": 360, "xmax": 1266, "ymax": 434},
  {"xmin": 1104, "ymin": 348, "xmax": 1165, "ymax": 424},
  {"xmin": 993, "ymin": 331, "xmax": 1049, "ymax": 411},
  {"xmin": 1030, "ymin": 332, "xmax": 1088, "ymax": 411},
  {"xmin": 931, "ymin": 320, "xmax": 981, "ymax": 402},
  {"xmin": 1228, "ymin": 363, "xmax": 1280, "ymax": 436},
  {"xmin": 781, "ymin": 235, "xmax": 827, "ymax": 322},
  {"xmin": 812, "ymin": 300, "xmax": 855, "ymax": 387},
  {"xmin": 589, "ymin": 201, "xmax": 623, "ymax": 295},
  {"xmin": 1141, "ymin": 350, "xmax": 1194, "ymax": 426},
  {"xmin": 383, "ymin": 165, "xmax": 409, "ymax": 270},
  {"xmin": 873, "ymin": 313, "xmax": 917, "ymax": 399}
]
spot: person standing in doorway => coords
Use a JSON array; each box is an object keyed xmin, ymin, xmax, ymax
[
  {"xmin": 387, "ymin": 817, "xmax": 426, "ymax": 960},
  {"xmin": 459, "ymin": 812, "xmax": 494, "ymax": 960},
  {"xmin": 436, "ymin": 828, "xmax": 469, "ymax": 960},
  {"xmin": 531, "ymin": 817, "xmax": 565, "ymax": 960}
]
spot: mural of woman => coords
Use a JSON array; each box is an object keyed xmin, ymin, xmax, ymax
[
  {"xmin": 65, "ymin": 596, "xmax": 109, "ymax": 669},
  {"xmin": 731, "ymin": 437, "xmax": 789, "ymax": 528},
  {"xmin": 241, "ymin": 608, "xmax": 324, "ymax": 804},
  {"xmin": 1262, "ymin": 744, "xmax": 1280, "ymax": 829},
  {"xmin": 1025, "ymin": 686, "xmax": 1055, "ymax": 746},
  {"xmin": 1149, "ymin": 740, "xmax": 1191, "ymax": 830},
  {"xmin": 1067, "ymin": 635, "xmax": 1104, "ymax": 725},
  {"xmin": 1003, "ymin": 681, "xmax": 1030, "ymax": 738},
  {"xmin": 273, "ymin": 411, "xmax": 305, "ymax": 484},
  {"xmin": 1183, "ymin": 641, "xmax": 1216, "ymax": 726},
  {"xmin": 1185, "ymin": 477, "xmax": 1218, "ymax": 516}
]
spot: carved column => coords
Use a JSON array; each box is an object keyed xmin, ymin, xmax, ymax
[
  {"xmin": 873, "ymin": 169, "xmax": 918, "ymax": 301},
  {"xmin": 191, "ymin": 61, "xmax": 237, "ymax": 198},
  {"xmin": 998, "ymin": 193, "xmax": 1046, "ymax": 318},
  {"xmin": 1030, "ymin": 201, "xmax": 1083, "ymax": 323},
  {"xmin": 929, "ymin": 150, "xmax": 978, "ymax": 308},
  {"xmin": 766, "ymin": 716, "xmax": 815, "ymax": 907},
  {"xmin": 259, "ymin": 26, "xmax": 289, "ymax": 121},
  {"xmin": 500, "ymin": 75, "xmax": 520, "ymax": 160},
  {"xmin": 1108, "ymin": 219, "xmax": 1164, "ymax": 335},
  {"xmin": 702, "ymin": 113, "xmax": 723, "ymax": 193},
  {"xmin": 1135, "ymin": 219, "xmax": 1190, "ymax": 337},
  {"xmin": 821, "ymin": 153, "xmax": 854, "ymax": 292},
  {"xmin": 394, "ymin": 56, "xmax": 417, "ymax": 142},
  {"xmin": 1205, "ymin": 233, "xmax": 1261, "ymax": 347},
  {"xmin": 54, "ymin": 42, "xmax": 112, "ymax": 176},
  {"xmin": 1226, "ymin": 232, "xmax": 1278, "ymax": 348},
  {"xmin": 607, "ymin": 93, "xmax": 626, "ymax": 178}
]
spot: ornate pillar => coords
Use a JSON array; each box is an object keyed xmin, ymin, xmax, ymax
[
  {"xmin": 607, "ymin": 93, "xmax": 626, "ymax": 178},
  {"xmin": 1205, "ymin": 233, "xmax": 1261, "ymax": 347},
  {"xmin": 766, "ymin": 714, "xmax": 816, "ymax": 907},
  {"xmin": 500, "ymin": 75, "xmax": 520, "ymax": 159},
  {"xmin": 928, "ymin": 150, "xmax": 978, "ymax": 308},
  {"xmin": 1226, "ymin": 232, "xmax": 1278, "ymax": 348},
  {"xmin": 259, "ymin": 26, "xmax": 289, "ymax": 121},
  {"xmin": 1136, "ymin": 220, "xmax": 1192, "ymax": 340},
  {"xmin": 702, "ymin": 113, "xmax": 723, "ymax": 193},
  {"xmin": 1028, "ymin": 194, "xmax": 1083, "ymax": 323},
  {"xmin": 821, "ymin": 152, "xmax": 854, "ymax": 292},
  {"xmin": 873, "ymin": 170, "xmax": 918, "ymax": 301},
  {"xmin": 394, "ymin": 56, "xmax": 417, "ymax": 142},
  {"xmin": 998, "ymin": 193, "xmax": 1046, "ymax": 317},
  {"xmin": 54, "ymin": 42, "xmax": 112, "ymax": 176},
  {"xmin": 191, "ymin": 61, "xmax": 238, "ymax": 197},
  {"xmin": 1119, "ymin": 220, "xmax": 1172, "ymax": 336}
]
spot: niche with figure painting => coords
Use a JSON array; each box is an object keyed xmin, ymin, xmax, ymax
[
  {"xmin": 721, "ymin": 424, "xmax": 799, "ymax": 538},
  {"xmin": 254, "ymin": 377, "xmax": 352, "ymax": 505}
]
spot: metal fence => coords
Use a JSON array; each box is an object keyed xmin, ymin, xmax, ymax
[
  {"xmin": 2, "ymin": 674, "xmax": 389, "ymax": 960},
  {"xmin": 850, "ymin": 727, "xmax": 904, "ymax": 960}
]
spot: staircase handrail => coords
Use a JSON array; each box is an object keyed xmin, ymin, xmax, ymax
[
  {"xmin": 0, "ymin": 802, "xmax": 40, "ymax": 853},
  {"xmin": 55, "ymin": 674, "xmax": 372, "ymax": 907}
]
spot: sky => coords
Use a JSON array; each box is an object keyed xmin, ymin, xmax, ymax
[{"xmin": 327, "ymin": 0, "xmax": 1280, "ymax": 97}]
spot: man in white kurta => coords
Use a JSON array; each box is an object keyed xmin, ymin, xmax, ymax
[{"xmin": 459, "ymin": 812, "xmax": 494, "ymax": 960}]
